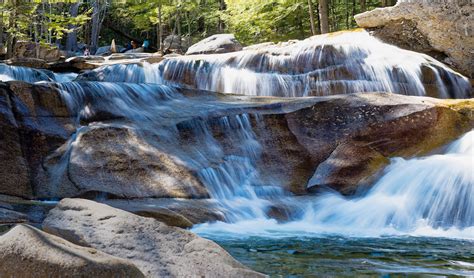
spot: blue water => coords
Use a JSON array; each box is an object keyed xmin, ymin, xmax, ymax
[{"xmin": 210, "ymin": 235, "xmax": 474, "ymax": 276}]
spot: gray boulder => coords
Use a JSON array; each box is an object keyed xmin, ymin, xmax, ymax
[
  {"xmin": 186, "ymin": 34, "xmax": 243, "ymax": 55},
  {"xmin": 355, "ymin": 0, "xmax": 474, "ymax": 78},
  {"xmin": 43, "ymin": 198, "xmax": 265, "ymax": 278},
  {"xmin": 0, "ymin": 224, "xmax": 145, "ymax": 278}
]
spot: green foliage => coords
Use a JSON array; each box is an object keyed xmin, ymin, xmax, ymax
[{"xmin": 0, "ymin": 0, "xmax": 394, "ymax": 56}]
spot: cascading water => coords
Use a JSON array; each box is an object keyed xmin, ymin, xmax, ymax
[
  {"xmin": 194, "ymin": 130, "xmax": 474, "ymax": 239},
  {"xmin": 50, "ymin": 81, "xmax": 290, "ymax": 220},
  {"xmin": 80, "ymin": 31, "xmax": 471, "ymax": 98},
  {"xmin": 52, "ymin": 81, "xmax": 473, "ymax": 240},
  {"xmin": 0, "ymin": 64, "xmax": 77, "ymax": 83}
]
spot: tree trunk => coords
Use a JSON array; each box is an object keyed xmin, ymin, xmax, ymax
[
  {"xmin": 319, "ymin": 0, "xmax": 330, "ymax": 34},
  {"xmin": 218, "ymin": 0, "xmax": 226, "ymax": 32},
  {"xmin": 6, "ymin": 0, "xmax": 17, "ymax": 59},
  {"xmin": 90, "ymin": 0, "xmax": 107, "ymax": 53},
  {"xmin": 157, "ymin": 3, "xmax": 163, "ymax": 53},
  {"xmin": 66, "ymin": 2, "xmax": 80, "ymax": 52},
  {"xmin": 308, "ymin": 0, "xmax": 316, "ymax": 36},
  {"xmin": 0, "ymin": 11, "xmax": 4, "ymax": 47},
  {"xmin": 360, "ymin": 0, "xmax": 366, "ymax": 12}
]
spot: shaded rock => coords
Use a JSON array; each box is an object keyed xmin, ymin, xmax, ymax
[
  {"xmin": 64, "ymin": 125, "xmax": 209, "ymax": 199},
  {"xmin": 0, "ymin": 208, "xmax": 28, "ymax": 224},
  {"xmin": 0, "ymin": 84, "xmax": 32, "ymax": 198},
  {"xmin": 104, "ymin": 198, "xmax": 225, "ymax": 227},
  {"xmin": 0, "ymin": 82, "xmax": 76, "ymax": 198},
  {"xmin": 13, "ymin": 41, "xmax": 65, "ymax": 62},
  {"xmin": 6, "ymin": 58, "xmax": 49, "ymax": 69},
  {"xmin": 186, "ymin": 34, "xmax": 243, "ymax": 55},
  {"xmin": 0, "ymin": 224, "xmax": 145, "ymax": 278},
  {"xmin": 307, "ymin": 142, "xmax": 389, "ymax": 194},
  {"xmin": 43, "ymin": 198, "xmax": 266, "ymax": 278},
  {"xmin": 95, "ymin": 46, "xmax": 112, "ymax": 56},
  {"xmin": 125, "ymin": 47, "xmax": 144, "ymax": 54},
  {"xmin": 355, "ymin": 1, "xmax": 474, "ymax": 78}
]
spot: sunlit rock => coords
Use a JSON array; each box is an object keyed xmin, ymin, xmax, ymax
[
  {"xmin": 186, "ymin": 34, "xmax": 243, "ymax": 55},
  {"xmin": 0, "ymin": 224, "xmax": 145, "ymax": 277},
  {"xmin": 355, "ymin": 0, "xmax": 474, "ymax": 78},
  {"xmin": 43, "ymin": 198, "xmax": 266, "ymax": 278}
]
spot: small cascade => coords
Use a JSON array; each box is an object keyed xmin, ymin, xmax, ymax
[
  {"xmin": 0, "ymin": 64, "xmax": 77, "ymax": 83},
  {"xmin": 194, "ymin": 130, "xmax": 474, "ymax": 239},
  {"xmin": 80, "ymin": 31, "xmax": 471, "ymax": 98},
  {"xmin": 76, "ymin": 62, "xmax": 161, "ymax": 84},
  {"xmin": 52, "ymin": 81, "xmax": 289, "ymax": 220}
]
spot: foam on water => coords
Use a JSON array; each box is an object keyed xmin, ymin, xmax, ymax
[
  {"xmin": 193, "ymin": 130, "xmax": 474, "ymax": 239},
  {"xmin": 85, "ymin": 31, "xmax": 471, "ymax": 98}
]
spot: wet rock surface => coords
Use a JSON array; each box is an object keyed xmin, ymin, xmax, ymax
[
  {"xmin": 0, "ymin": 80, "xmax": 473, "ymax": 198},
  {"xmin": 43, "ymin": 198, "xmax": 265, "ymax": 278}
]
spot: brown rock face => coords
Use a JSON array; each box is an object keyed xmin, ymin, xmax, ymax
[
  {"xmin": 0, "ymin": 224, "xmax": 145, "ymax": 278},
  {"xmin": 308, "ymin": 142, "xmax": 389, "ymax": 194},
  {"xmin": 13, "ymin": 41, "xmax": 65, "ymax": 62},
  {"xmin": 355, "ymin": 1, "xmax": 474, "ymax": 78},
  {"xmin": 0, "ymin": 82, "xmax": 76, "ymax": 198},
  {"xmin": 1, "ymin": 80, "xmax": 473, "ymax": 199},
  {"xmin": 0, "ymin": 84, "xmax": 32, "ymax": 198},
  {"xmin": 43, "ymin": 198, "xmax": 266, "ymax": 278},
  {"xmin": 285, "ymin": 94, "xmax": 474, "ymax": 193}
]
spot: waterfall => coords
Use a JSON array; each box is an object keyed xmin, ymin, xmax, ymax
[
  {"xmin": 0, "ymin": 64, "xmax": 77, "ymax": 83},
  {"xmin": 51, "ymin": 82, "xmax": 289, "ymax": 218},
  {"xmin": 194, "ymin": 130, "xmax": 474, "ymax": 239},
  {"xmin": 81, "ymin": 31, "xmax": 471, "ymax": 98}
]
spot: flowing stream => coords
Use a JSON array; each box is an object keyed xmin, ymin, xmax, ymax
[
  {"xmin": 52, "ymin": 81, "xmax": 473, "ymax": 275},
  {"xmin": 2, "ymin": 30, "xmax": 473, "ymax": 275},
  {"xmin": 83, "ymin": 31, "xmax": 471, "ymax": 98}
]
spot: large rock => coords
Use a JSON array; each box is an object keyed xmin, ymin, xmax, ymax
[
  {"xmin": 186, "ymin": 34, "xmax": 243, "ymax": 55},
  {"xmin": 13, "ymin": 41, "xmax": 65, "ymax": 62},
  {"xmin": 0, "ymin": 224, "xmax": 144, "ymax": 278},
  {"xmin": 43, "ymin": 198, "xmax": 265, "ymax": 278},
  {"xmin": 64, "ymin": 125, "xmax": 209, "ymax": 199},
  {"xmin": 307, "ymin": 142, "xmax": 389, "ymax": 194},
  {"xmin": 0, "ymin": 82, "xmax": 76, "ymax": 198},
  {"xmin": 1, "ymin": 79, "xmax": 474, "ymax": 198},
  {"xmin": 0, "ymin": 84, "xmax": 32, "ymax": 198},
  {"xmin": 286, "ymin": 94, "xmax": 474, "ymax": 193},
  {"xmin": 355, "ymin": 0, "xmax": 474, "ymax": 78}
]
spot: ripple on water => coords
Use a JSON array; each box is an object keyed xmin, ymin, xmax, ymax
[{"xmin": 210, "ymin": 236, "xmax": 474, "ymax": 277}]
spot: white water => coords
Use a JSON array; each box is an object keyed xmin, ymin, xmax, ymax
[
  {"xmin": 193, "ymin": 130, "xmax": 474, "ymax": 239},
  {"xmin": 48, "ymin": 81, "xmax": 474, "ymax": 239},
  {"xmin": 48, "ymin": 82, "xmax": 291, "ymax": 208},
  {"xmin": 84, "ymin": 31, "xmax": 471, "ymax": 98},
  {"xmin": 0, "ymin": 64, "xmax": 77, "ymax": 83}
]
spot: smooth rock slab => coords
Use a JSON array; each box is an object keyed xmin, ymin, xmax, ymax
[
  {"xmin": 186, "ymin": 34, "xmax": 243, "ymax": 55},
  {"xmin": 0, "ymin": 224, "xmax": 144, "ymax": 278},
  {"xmin": 43, "ymin": 198, "xmax": 265, "ymax": 278}
]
